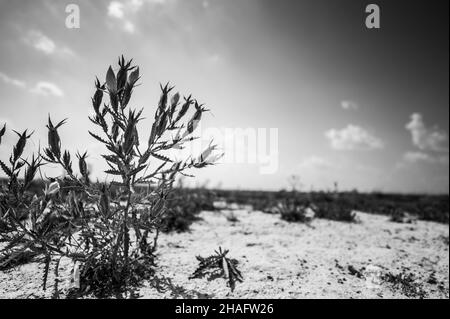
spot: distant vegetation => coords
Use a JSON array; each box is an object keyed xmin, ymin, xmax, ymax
[
  {"xmin": 212, "ymin": 189, "xmax": 449, "ymax": 224},
  {"xmin": 162, "ymin": 187, "xmax": 216, "ymax": 233},
  {"xmin": 2, "ymin": 179, "xmax": 448, "ymax": 225}
]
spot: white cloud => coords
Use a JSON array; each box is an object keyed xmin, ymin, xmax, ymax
[
  {"xmin": 30, "ymin": 82, "xmax": 64, "ymax": 97},
  {"xmin": 131, "ymin": 0, "xmax": 167, "ymax": 8},
  {"xmin": 402, "ymin": 151, "xmax": 449, "ymax": 165},
  {"xmin": 341, "ymin": 100, "xmax": 359, "ymax": 111},
  {"xmin": 207, "ymin": 53, "xmax": 223, "ymax": 65},
  {"xmin": 298, "ymin": 156, "xmax": 333, "ymax": 170},
  {"xmin": 325, "ymin": 125, "xmax": 384, "ymax": 150},
  {"xmin": 0, "ymin": 72, "xmax": 26, "ymax": 88},
  {"xmin": 107, "ymin": 0, "xmax": 169, "ymax": 33},
  {"xmin": 404, "ymin": 152, "xmax": 433, "ymax": 163},
  {"xmin": 123, "ymin": 21, "xmax": 136, "ymax": 33},
  {"xmin": 24, "ymin": 30, "xmax": 75, "ymax": 57},
  {"xmin": 59, "ymin": 47, "xmax": 76, "ymax": 57},
  {"xmin": 0, "ymin": 73, "xmax": 65, "ymax": 98},
  {"xmin": 24, "ymin": 30, "xmax": 56, "ymax": 54},
  {"xmin": 108, "ymin": 1, "xmax": 135, "ymax": 33},
  {"xmin": 108, "ymin": 1, "xmax": 125, "ymax": 19},
  {"xmin": 405, "ymin": 113, "xmax": 449, "ymax": 152}
]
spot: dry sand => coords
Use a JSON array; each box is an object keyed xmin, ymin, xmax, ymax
[{"xmin": 0, "ymin": 210, "xmax": 448, "ymax": 299}]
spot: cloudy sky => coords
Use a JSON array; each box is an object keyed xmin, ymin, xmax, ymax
[{"xmin": 0, "ymin": 0, "xmax": 448, "ymax": 194}]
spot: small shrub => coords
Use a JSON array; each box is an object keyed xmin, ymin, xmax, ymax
[
  {"xmin": 278, "ymin": 199, "xmax": 315, "ymax": 224},
  {"xmin": 190, "ymin": 247, "xmax": 243, "ymax": 292},
  {"xmin": 0, "ymin": 130, "xmax": 43, "ymax": 232},
  {"xmin": 347, "ymin": 265, "xmax": 365, "ymax": 279},
  {"xmin": 0, "ymin": 129, "xmax": 46, "ymax": 269},
  {"xmin": 314, "ymin": 198, "xmax": 358, "ymax": 223},
  {"xmin": 0, "ymin": 56, "xmax": 221, "ymax": 297},
  {"xmin": 390, "ymin": 209, "xmax": 418, "ymax": 224},
  {"xmin": 382, "ymin": 271, "xmax": 427, "ymax": 299},
  {"xmin": 212, "ymin": 190, "xmax": 449, "ymax": 224},
  {"xmin": 225, "ymin": 212, "xmax": 240, "ymax": 223},
  {"xmin": 441, "ymin": 235, "xmax": 449, "ymax": 246},
  {"xmin": 162, "ymin": 188, "xmax": 216, "ymax": 233}
]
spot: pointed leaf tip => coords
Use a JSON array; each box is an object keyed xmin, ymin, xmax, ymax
[{"xmin": 106, "ymin": 66, "xmax": 117, "ymax": 92}]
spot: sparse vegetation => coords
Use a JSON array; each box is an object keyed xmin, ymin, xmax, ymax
[
  {"xmin": 313, "ymin": 198, "xmax": 358, "ymax": 223},
  {"xmin": 0, "ymin": 56, "xmax": 221, "ymax": 297},
  {"xmin": 0, "ymin": 63, "xmax": 447, "ymax": 298},
  {"xmin": 390, "ymin": 209, "xmax": 418, "ymax": 224},
  {"xmin": 278, "ymin": 199, "xmax": 315, "ymax": 224},
  {"xmin": 225, "ymin": 211, "xmax": 240, "ymax": 223},
  {"xmin": 190, "ymin": 247, "xmax": 243, "ymax": 292},
  {"xmin": 213, "ymin": 189, "xmax": 449, "ymax": 224},
  {"xmin": 382, "ymin": 271, "xmax": 427, "ymax": 299},
  {"xmin": 162, "ymin": 187, "xmax": 216, "ymax": 233}
]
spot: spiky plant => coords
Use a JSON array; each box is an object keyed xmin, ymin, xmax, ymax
[
  {"xmin": 278, "ymin": 199, "xmax": 315, "ymax": 224},
  {"xmin": 0, "ymin": 129, "xmax": 44, "ymax": 228},
  {"xmin": 0, "ymin": 128, "xmax": 45, "ymax": 268},
  {"xmin": 190, "ymin": 247, "xmax": 243, "ymax": 292},
  {"xmin": 0, "ymin": 56, "xmax": 221, "ymax": 297}
]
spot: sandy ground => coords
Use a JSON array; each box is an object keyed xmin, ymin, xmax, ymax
[{"xmin": 0, "ymin": 210, "xmax": 448, "ymax": 299}]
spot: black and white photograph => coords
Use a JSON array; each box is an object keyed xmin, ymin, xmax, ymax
[{"xmin": 0, "ymin": 0, "xmax": 448, "ymax": 303}]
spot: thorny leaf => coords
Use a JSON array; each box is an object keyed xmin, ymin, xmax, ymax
[
  {"xmin": 0, "ymin": 124, "xmax": 6, "ymax": 144},
  {"xmin": 106, "ymin": 66, "xmax": 117, "ymax": 93},
  {"xmin": 190, "ymin": 247, "xmax": 243, "ymax": 292}
]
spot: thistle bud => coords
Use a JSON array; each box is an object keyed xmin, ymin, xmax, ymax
[
  {"xmin": 121, "ymin": 84, "xmax": 132, "ymax": 108},
  {"xmin": 63, "ymin": 150, "xmax": 73, "ymax": 175},
  {"xmin": 186, "ymin": 117, "xmax": 201, "ymax": 136},
  {"xmin": 158, "ymin": 84, "xmax": 169, "ymax": 113},
  {"xmin": 111, "ymin": 123, "xmax": 119, "ymax": 142},
  {"xmin": 98, "ymin": 185, "xmax": 110, "ymax": 218},
  {"xmin": 128, "ymin": 67, "xmax": 140, "ymax": 86},
  {"xmin": 198, "ymin": 141, "xmax": 222, "ymax": 165},
  {"xmin": 0, "ymin": 124, "xmax": 5, "ymax": 145},
  {"xmin": 46, "ymin": 117, "xmax": 66, "ymax": 159},
  {"xmin": 110, "ymin": 92, "xmax": 119, "ymax": 112},
  {"xmin": 175, "ymin": 95, "xmax": 192, "ymax": 123},
  {"xmin": 199, "ymin": 142, "xmax": 216, "ymax": 162},
  {"xmin": 123, "ymin": 112, "xmax": 138, "ymax": 155},
  {"xmin": 24, "ymin": 155, "xmax": 42, "ymax": 189},
  {"xmin": 148, "ymin": 122, "xmax": 157, "ymax": 147},
  {"xmin": 169, "ymin": 92, "xmax": 180, "ymax": 117},
  {"xmin": 156, "ymin": 111, "xmax": 168, "ymax": 137},
  {"xmin": 13, "ymin": 130, "xmax": 29, "ymax": 162},
  {"xmin": 77, "ymin": 151, "xmax": 89, "ymax": 182},
  {"xmin": 48, "ymin": 128, "xmax": 61, "ymax": 158},
  {"xmin": 106, "ymin": 66, "xmax": 117, "ymax": 93},
  {"xmin": 45, "ymin": 181, "xmax": 60, "ymax": 196},
  {"xmin": 117, "ymin": 68, "xmax": 128, "ymax": 92},
  {"xmin": 92, "ymin": 89, "xmax": 103, "ymax": 114}
]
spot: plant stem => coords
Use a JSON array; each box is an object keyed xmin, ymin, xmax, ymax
[{"xmin": 122, "ymin": 184, "xmax": 132, "ymax": 266}]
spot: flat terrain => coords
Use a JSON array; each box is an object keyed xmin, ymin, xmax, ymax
[{"xmin": 0, "ymin": 210, "xmax": 448, "ymax": 299}]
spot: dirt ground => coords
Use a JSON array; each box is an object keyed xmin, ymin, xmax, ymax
[{"xmin": 0, "ymin": 210, "xmax": 448, "ymax": 299}]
